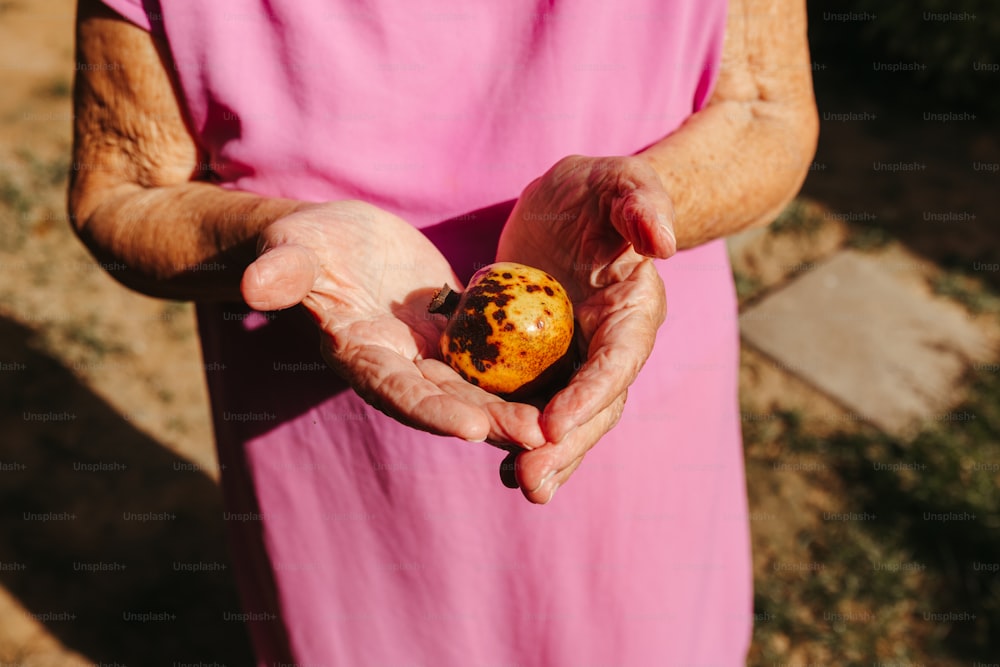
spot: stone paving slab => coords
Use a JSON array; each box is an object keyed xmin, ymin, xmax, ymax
[{"xmin": 739, "ymin": 250, "xmax": 993, "ymax": 436}]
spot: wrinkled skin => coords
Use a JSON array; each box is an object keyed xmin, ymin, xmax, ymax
[
  {"xmin": 496, "ymin": 155, "xmax": 675, "ymax": 503},
  {"xmin": 241, "ymin": 200, "xmax": 550, "ymax": 449},
  {"xmin": 71, "ymin": 0, "xmax": 818, "ymax": 506},
  {"xmin": 239, "ymin": 155, "xmax": 675, "ymax": 505}
]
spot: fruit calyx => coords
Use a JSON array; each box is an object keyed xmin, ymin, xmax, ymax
[{"xmin": 427, "ymin": 285, "xmax": 462, "ymax": 318}]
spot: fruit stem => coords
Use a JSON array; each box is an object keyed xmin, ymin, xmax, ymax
[{"xmin": 427, "ymin": 284, "xmax": 462, "ymax": 317}]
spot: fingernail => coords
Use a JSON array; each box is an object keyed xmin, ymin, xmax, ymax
[
  {"xmin": 531, "ymin": 469, "xmax": 556, "ymax": 494},
  {"xmin": 657, "ymin": 213, "xmax": 676, "ymax": 245},
  {"xmin": 546, "ymin": 482, "xmax": 560, "ymax": 504},
  {"xmin": 660, "ymin": 223, "xmax": 676, "ymax": 246}
]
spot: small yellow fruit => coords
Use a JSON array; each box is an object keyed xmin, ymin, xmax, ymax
[{"xmin": 428, "ymin": 262, "xmax": 575, "ymax": 396}]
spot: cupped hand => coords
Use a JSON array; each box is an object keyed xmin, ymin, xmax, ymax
[
  {"xmin": 241, "ymin": 200, "xmax": 546, "ymax": 449},
  {"xmin": 497, "ymin": 155, "xmax": 675, "ymax": 503}
]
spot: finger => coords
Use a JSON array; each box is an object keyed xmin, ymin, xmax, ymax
[
  {"xmin": 610, "ymin": 186, "xmax": 676, "ymax": 259},
  {"xmin": 505, "ymin": 449, "xmax": 586, "ymax": 499},
  {"xmin": 417, "ymin": 359, "xmax": 547, "ymax": 449},
  {"xmin": 326, "ymin": 343, "xmax": 491, "ymax": 442},
  {"xmin": 241, "ymin": 244, "xmax": 318, "ymax": 311},
  {"xmin": 541, "ymin": 261, "xmax": 665, "ymax": 443},
  {"xmin": 542, "ymin": 456, "xmax": 585, "ymax": 503},
  {"xmin": 516, "ymin": 392, "xmax": 627, "ymax": 504}
]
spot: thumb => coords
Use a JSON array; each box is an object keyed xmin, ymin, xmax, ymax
[{"xmin": 241, "ymin": 244, "xmax": 318, "ymax": 311}]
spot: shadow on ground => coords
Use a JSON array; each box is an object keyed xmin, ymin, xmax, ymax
[
  {"xmin": 0, "ymin": 316, "xmax": 254, "ymax": 665},
  {"xmin": 832, "ymin": 425, "xmax": 1000, "ymax": 656},
  {"xmin": 803, "ymin": 41, "xmax": 1000, "ymax": 290}
]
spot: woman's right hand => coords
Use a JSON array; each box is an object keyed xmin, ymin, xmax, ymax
[{"xmin": 241, "ymin": 200, "xmax": 547, "ymax": 449}]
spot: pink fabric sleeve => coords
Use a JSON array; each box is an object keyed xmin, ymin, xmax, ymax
[{"xmin": 98, "ymin": 0, "xmax": 153, "ymax": 31}]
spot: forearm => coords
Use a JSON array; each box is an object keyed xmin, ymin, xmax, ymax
[
  {"xmin": 69, "ymin": 2, "xmax": 311, "ymax": 302},
  {"xmin": 639, "ymin": 0, "xmax": 819, "ymax": 250},
  {"xmin": 639, "ymin": 100, "xmax": 818, "ymax": 250},
  {"xmin": 70, "ymin": 180, "xmax": 308, "ymax": 301}
]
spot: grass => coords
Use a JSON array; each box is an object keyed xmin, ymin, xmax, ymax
[
  {"xmin": 0, "ymin": 174, "xmax": 31, "ymax": 218},
  {"xmin": 61, "ymin": 314, "xmax": 131, "ymax": 359},
  {"xmin": 33, "ymin": 77, "xmax": 72, "ymax": 100},
  {"xmin": 768, "ymin": 198, "xmax": 826, "ymax": 236},
  {"xmin": 733, "ymin": 269, "xmax": 763, "ymax": 304},
  {"xmin": 845, "ymin": 225, "xmax": 893, "ymax": 251},
  {"xmin": 932, "ymin": 270, "xmax": 1000, "ymax": 315},
  {"xmin": 745, "ymin": 351, "xmax": 1000, "ymax": 663},
  {"xmin": 162, "ymin": 301, "xmax": 196, "ymax": 340},
  {"xmin": 743, "ymin": 192, "xmax": 1000, "ymax": 663},
  {"xmin": 0, "ymin": 159, "xmax": 72, "ymax": 296},
  {"xmin": 0, "ymin": 149, "xmax": 71, "ymax": 251},
  {"xmin": 0, "ymin": 175, "xmax": 33, "ymax": 250},
  {"xmin": 15, "ymin": 147, "xmax": 71, "ymax": 188}
]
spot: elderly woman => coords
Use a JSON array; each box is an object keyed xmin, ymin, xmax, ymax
[{"xmin": 70, "ymin": 0, "xmax": 817, "ymax": 663}]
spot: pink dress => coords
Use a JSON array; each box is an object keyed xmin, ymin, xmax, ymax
[{"xmin": 102, "ymin": 1, "xmax": 750, "ymax": 664}]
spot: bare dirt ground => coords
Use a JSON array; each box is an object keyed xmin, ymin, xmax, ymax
[
  {"xmin": 2, "ymin": 1, "xmax": 998, "ymax": 665},
  {"xmin": 1, "ymin": 2, "xmax": 249, "ymax": 664}
]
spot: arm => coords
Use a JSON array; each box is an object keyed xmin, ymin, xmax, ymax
[
  {"xmin": 68, "ymin": 0, "xmax": 549, "ymax": 447},
  {"xmin": 69, "ymin": 0, "xmax": 306, "ymax": 301},
  {"xmin": 639, "ymin": 0, "xmax": 820, "ymax": 247},
  {"xmin": 497, "ymin": 0, "xmax": 819, "ymax": 503}
]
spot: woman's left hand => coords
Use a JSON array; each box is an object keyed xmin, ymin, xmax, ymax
[{"xmin": 497, "ymin": 155, "xmax": 676, "ymax": 503}]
